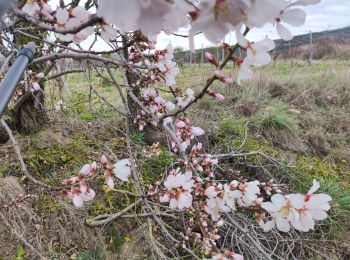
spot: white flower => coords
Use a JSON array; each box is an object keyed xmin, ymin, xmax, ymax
[
  {"xmin": 234, "ymin": 180, "xmax": 260, "ymax": 207},
  {"xmin": 160, "ymin": 169, "xmax": 194, "ymax": 210},
  {"xmin": 205, "ymin": 197, "xmax": 231, "ymax": 221},
  {"xmin": 275, "ymin": 8, "xmax": 306, "ymax": 40},
  {"xmin": 100, "ymin": 23, "xmax": 118, "ymax": 42},
  {"xmin": 189, "ymin": 0, "xmax": 249, "ymax": 51},
  {"xmin": 190, "ymin": 126, "xmax": 205, "ymax": 137},
  {"xmin": 165, "ymin": 101, "xmax": 175, "ymax": 111},
  {"xmin": 105, "ymin": 172, "xmax": 115, "ymax": 189},
  {"xmin": 22, "ymin": 0, "xmax": 40, "ymax": 16},
  {"xmin": 97, "ymin": 0, "xmax": 187, "ymax": 36},
  {"xmin": 113, "ymin": 159, "xmax": 131, "ymax": 182},
  {"xmin": 205, "ymin": 186, "xmax": 220, "ymax": 199},
  {"xmin": 223, "ymin": 184, "xmax": 236, "ymax": 210},
  {"xmin": 261, "ymin": 194, "xmax": 293, "ymax": 232},
  {"xmin": 177, "ymin": 88, "xmax": 195, "ymax": 108},
  {"xmin": 157, "ymin": 44, "xmax": 180, "ymax": 86},
  {"xmin": 55, "ymin": 7, "xmax": 93, "ymax": 43},
  {"xmin": 69, "ymin": 182, "xmax": 96, "ymax": 208},
  {"xmin": 261, "ymin": 180, "xmax": 332, "ymax": 232},
  {"xmin": 79, "ymin": 164, "xmax": 91, "ymax": 176},
  {"xmin": 72, "ymin": 192, "xmax": 84, "ymax": 208},
  {"xmin": 237, "ymin": 38, "xmax": 275, "ymax": 85}
]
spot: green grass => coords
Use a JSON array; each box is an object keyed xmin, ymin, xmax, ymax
[{"xmin": 254, "ymin": 102, "xmax": 297, "ymax": 134}]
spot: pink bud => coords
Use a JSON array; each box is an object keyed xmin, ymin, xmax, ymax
[
  {"xmin": 176, "ymin": 120, "xmax": 186, "ymax": 128},
  {"xmin": 223, "ymin": 76, "xmax": 233, "ymax": 84},
  {"xmin": 101, "ymin": 155, "xmax": 108, "ymax": 165},
  {"xmin": 205, "ymin": 52, "xmax": 219, "ymax": 67},
  {"xmin": 208, "ymin": 90, "xmax": 225, "ymax": 101},
  {"xmin": 79, "ymin": 181, "xmax": 87, "ymax": 193},
  {"xmin": 80, "ymin": 164, "xmax": 91, "ymax": 175},
  {"xmin": 106, "ymin": 175, "xmax": 114, "ymax": 189},
  {"xmin": 91, "ymin": 161, "xmax": 97, "ymax": 172}
]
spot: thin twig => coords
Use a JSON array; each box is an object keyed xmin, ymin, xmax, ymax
[
  {"xmin": 225, "ymin": 213, "xmax": 273, "ymax": 260},
  {"xmin": 86, "ymin": 199, "xmax": 142, "ymax": 226},
  {"xmin": 0, "ymin": 211, "xmax": 47, "ymax": 259}
]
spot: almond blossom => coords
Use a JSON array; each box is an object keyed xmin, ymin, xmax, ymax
[
  {"xmin": 156, "ymin": 43, "xmax": 180, "ymax": 86},
  {"xmin": 67, "ymin": 182, "xmax": 96, "ymax": 208},
  {"xmin": 55, "ymin": 7, "xmax": 93, "ymax": 43},
  {"xmin": 237, "ymin": 37, "xmax": 275, "ymax": 85},
  {"xmin": 97, "ymin": 0, "xmax": 190, "ymax": 36},
  {"xmin": 205, "ymin": 196, "xmax": 231, "ymax": 221},
  {"xmin": 233, "ymin": 180, "xmax": 260, "ymax": 207},
  {"xmin": 176, "ymin": 88, "xmax": 195, "ymax": 108},
  {"xmin": 160, "ymin": 169, "xmax": 194, "ymax": 210},
  {"xmin": 100, "ymin": 23, "xmax": 118, "ymax": 43},
  {"xmin": 22, "ymin": 0, "xmax": 40, "ymax": 16},
  {"xmin": 189, "ymin": 0, "xmax": 249, "ymax": 51},
  {"xmin": 261, "ymin": 180, "xmax": 332, "ymax": 232},
  {"xmin": 113, "ymin": 159, "xmax": 132, "ymax": 182},
  {"xmin": 260, "ymin": 193, "xmax": 294, "ymax": 232},
  {"xmin": 275, "ymin": 8, "xmax": 307, "ymax": 40}
]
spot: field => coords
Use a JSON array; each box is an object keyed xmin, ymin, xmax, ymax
[{"xmin": 1, "ymin": 59, "xmax": 350, "ymax": 259}]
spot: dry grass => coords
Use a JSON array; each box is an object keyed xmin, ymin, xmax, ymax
[{"xmin": 1, "ymin": 59, "xmax": 350, "ymax": 259}]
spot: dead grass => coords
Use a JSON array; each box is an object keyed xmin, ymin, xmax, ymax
[{"xmin": 1, "ymin": 59, "xmax": 350, "ymax": 258}]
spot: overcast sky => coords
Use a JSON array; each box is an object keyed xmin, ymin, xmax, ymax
[{"xmin": 50, "ymin": 0, "xmax": 350, "ymax": 50}]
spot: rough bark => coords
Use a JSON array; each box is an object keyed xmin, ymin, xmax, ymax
[
  {"xmin": 122, "ymin": 35, "xmax": 141, "ymax": 132},
  {"xmin": 11, "ymin": 20, "xmax": 49, "ymax": 134}
]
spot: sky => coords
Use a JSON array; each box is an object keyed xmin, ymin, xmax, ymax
[{"xmin": 50, "ymin": 0, "xmax": 350, "ymax": 50}]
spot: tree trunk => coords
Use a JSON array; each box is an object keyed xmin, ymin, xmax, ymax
[
  {"xmin": 122, "ymin": 36, "xmax": 141, "ymax": 132},
  {"xmin": 14, "ymin": 90, "xmax": 48, "ymax": 134},
  {"xmin": 0, "ymin": 26, "xmax": 49, "ymax": 143}
]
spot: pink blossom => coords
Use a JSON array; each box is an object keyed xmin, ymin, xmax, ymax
[
  {"xmin": 22, "ymin": 0, "xmax": 40, "ymax": 16},
  {"xmin": 205, "ymin": 52, "xmax": 219, "ymax": 67},
  {"xmin": 190, "ymin": 127, "xmax": 205, "ymax": 137},
  {"xmin": 79, "ymin": 164, "xmax": 91, "ymax": 176},
  {"xmin": 104, "ymin": 171, "xmax": 114, "ymax": 189},
  {"xmin": 160, "ymin": 169, "xmax": 194, "ymax": 210},
  {"xmin": 101, "ymin": 155, "xmax": 108, "ymax": 165},
  {"xmin": 209, "ymin": 91, "xmax": 225, "ymax": 101}
]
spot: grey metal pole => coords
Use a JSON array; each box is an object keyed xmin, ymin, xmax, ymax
[
  {"xmin": 0, "ymin": 42, "xmax": 36, "ymax": 117},
  {"xmin": 309, "ymin": 30, "xmax": 313, "ymax": 63}
]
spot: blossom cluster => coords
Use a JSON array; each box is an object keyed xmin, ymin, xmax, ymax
[
  {"xmin": 61, "ymin": 156, "xmax": 131, "ymax": 207},
  {"xmin": 22, "ymin": 0, "xmax": 321, "ymax": 84},
  {"xmin": 12, "ymin": 70, "xmax": 44, "ymax": 101},
  {"xmin": 259, "ymin": 180, "xmax": 331, "ymax": 232}
]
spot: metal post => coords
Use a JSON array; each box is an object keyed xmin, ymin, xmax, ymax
[
  {"xmin": 309, "ymin": 30, "xmax": 313, "ymax": 63},
  {"xmin": 0, "ymin": 42, "xmax": 36, "ymax": 117},
  {"xmin": 222, "ymin": 46, "xmax": 225, "ymax": 62},
  {"xmin": 201, "ymin": 44, "xmax": 204, "ymax": 65}
]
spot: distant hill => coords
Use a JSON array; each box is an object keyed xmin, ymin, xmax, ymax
[
  {"xmin": 174, "ymin": 26, "xmax": 350, "ymax": 63},
  {"xmin": 274, "ymin": 26, "xmax": 350, "ymax": 53}
]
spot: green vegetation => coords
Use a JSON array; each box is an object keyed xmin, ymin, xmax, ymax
[
  {"xmin": 254, "ymin": 102, "xmax": 297, "ymax": 134},
  {"xmin": 34, "ymin": 193, "xmax": 62, "ymax": 214},
  {"xmin": 105, "ymin": 226, "xmax": 125, "ymax": 253},
  {"xmin": 76, "ymin": 247, "xmax": 105, "ymax": 260}
]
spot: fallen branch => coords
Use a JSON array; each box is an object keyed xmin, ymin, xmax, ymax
[
  {"xmin": 225, "ymin": 213, "xmax": 273, "ymax": 260},
  {"xmin": 0, "ymin": 211, "xmax": 47, "ymax": 259},
  {"xmin": 86, "ymin": 198, "xmax": 142, "ymax": 227}
]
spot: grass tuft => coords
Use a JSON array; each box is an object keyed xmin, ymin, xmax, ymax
[{"xmin": 255, "ymin": 102, "xmax": 298, "ymax": 135}]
